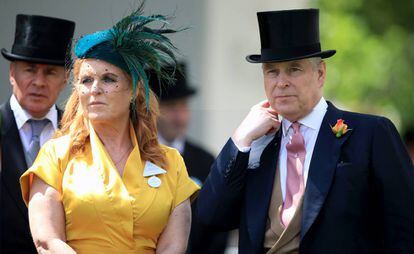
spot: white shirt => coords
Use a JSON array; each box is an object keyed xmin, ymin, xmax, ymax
[
  {"xmin": 10, "ymin": 94, "xmax": 59, "ymax": 152},
  {"xmin": 278, "ymin": 97, "xmax": 327, "ymax": 200},
  {"xmin": 234, "ymin": 97, "xmax": 328, "ymax": 201},
  {"xmin": 157, "ymin": 134, "xmax": 185, "ymax": 155}
]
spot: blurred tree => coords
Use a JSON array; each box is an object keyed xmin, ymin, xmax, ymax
[{"xmin": 314, "ymin": 0, "xmax": 414, "ymax": 133}]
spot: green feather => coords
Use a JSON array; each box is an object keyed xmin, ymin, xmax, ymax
[{"xmin": 108, "ymin": 3, "xmax": 180, "ymax": 108}]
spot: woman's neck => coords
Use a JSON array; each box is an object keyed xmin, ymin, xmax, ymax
[{"xmin": 91, "ymin": 117, "xmax": 132, "ymax": 150}]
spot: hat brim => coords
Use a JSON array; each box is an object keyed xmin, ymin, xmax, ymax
[
  {"xmin": 245, "ymin": 50, "xmax": 336, "ymax": 63},
  {"xmin": 1, "ymin": 48, "xmax": 66, "ymax": 66}
]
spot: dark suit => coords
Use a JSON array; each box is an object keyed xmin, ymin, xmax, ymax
[
  {"xmin": 0, "ymin": 100, "xmax": 62, "ymax": 254},
  {"xmin": 182, "ymin": 140, "xmax": 228, "ymax": 254},
  {"xmin": 197, "ymin": 102, "xmax": 414, "ymax": 254}
]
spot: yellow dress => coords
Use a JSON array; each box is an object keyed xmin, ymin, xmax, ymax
[{"xmin": 20, "ymin": 123, "xmax": 200, "ymax": 253}]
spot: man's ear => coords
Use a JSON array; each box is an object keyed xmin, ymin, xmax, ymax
[
  {"xmin": 9, "ymin": 62, "xmax": 16, "ymax": 87},
  {"xmin": 318, "ymin": 60, "xmax": 327, "ymax": 87},
  {"xmin": 65, "ymin": 69, "xmax": 71, "ymax": 82},
  {"xmin": 58, "ymin": 68, "xmax": 70, "ymax": 92}
]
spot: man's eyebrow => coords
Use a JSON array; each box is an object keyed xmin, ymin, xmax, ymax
[
  {"xmin": 289, "ymin": 61, "xmax": 302, "ymax": 66},
  {"xmin": 263, "ymin": 63, "xmax": 277, "ymax": 69},
  {"xmin": 24, "ymin": 63, "xmax": 36, "ymax": 68},
  {"xmin": 45, "ymin": 66, "xmax": 60, "ymax": 71}
]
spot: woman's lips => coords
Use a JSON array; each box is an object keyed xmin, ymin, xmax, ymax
[{"xmin": 89, "ymin": 101, "xmax": 105, "ymax": 106}]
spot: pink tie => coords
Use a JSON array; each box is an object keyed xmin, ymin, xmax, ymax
[{"xmin": 281, "ymin": 122, "xmax": 306, "ymax": 227}]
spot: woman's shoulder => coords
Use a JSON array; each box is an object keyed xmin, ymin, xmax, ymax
[
  {"xmin": 159, "ymin": 144, "xmax": 185, "ymax": 171},
  {"xmin": 41, "ymin": 134, "xmax": 73, "ymax": 158},
  {"xmin": 160, "ymin": 144, "xmax": 182, "ymax": 160}
]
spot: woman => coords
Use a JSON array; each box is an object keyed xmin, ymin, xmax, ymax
[{"xmin": 20, "ymin": 7, "xmax": 199, "ymax": 254}]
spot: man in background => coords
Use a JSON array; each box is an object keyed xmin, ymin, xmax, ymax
[
  {"xmin": 150, "ymin": 63, "xmax": 229, "ymax": 254},
  {"xmin": 0, "ymin": 14, "xmax": 75, "ymax": 253}
]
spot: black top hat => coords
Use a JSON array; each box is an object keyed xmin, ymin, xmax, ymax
[
  {"xmin": 1, "ymin": 14, "xmax": 75, "ymax": 66},
  {"xmin": 149, "ymin": 63, "xmax": 196, "ymax": 102},
  {"xmin": 246, "ymin": 9, "xmax": 336, "ymax": 63}
]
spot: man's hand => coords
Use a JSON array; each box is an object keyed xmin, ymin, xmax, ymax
[{"xmin": 232, "ymin": 100, "xmax": 281, "ymax": 148}]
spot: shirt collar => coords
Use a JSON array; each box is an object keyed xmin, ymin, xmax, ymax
[
  {"xmin": 157, "ymin": 134, "xmax": 185, "ymax": 155},
  {"xmin": 281, "ymin": 97, "xmax": 328, "ymax": 137},
  {"xmin": 10, "ymin": 94, "xmax": 58, "ymax": 130}
]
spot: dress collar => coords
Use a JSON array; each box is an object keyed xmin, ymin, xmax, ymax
[{"xmin": 89, "ymin": 121, "xmax": 142, "ymax": 172}]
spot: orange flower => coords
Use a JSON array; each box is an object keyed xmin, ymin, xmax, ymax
[{"xmin": 331, "ymin": 119, "xmax": 350, "ymax": 138}]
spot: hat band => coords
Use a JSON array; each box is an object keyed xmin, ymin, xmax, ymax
[
  {"xmin": 83, "ymin": 42, "xmax": 130, "ymax": 75},
  {"xmin": 260, "ymin": 43, "xmax": 321, "ymax": 61},
  {"xmin": 12, "ymin": 44, "xmax": 66, "ymax": 60}
]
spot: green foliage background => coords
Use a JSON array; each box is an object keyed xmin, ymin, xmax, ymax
[{"xmin": 315, "ymin": 0, "xmax": 414, "ymax": 133}]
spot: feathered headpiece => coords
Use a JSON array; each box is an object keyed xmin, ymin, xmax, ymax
[{"xmin": 74, "ymin": 4, "xmax": 179, "ymax": 108}]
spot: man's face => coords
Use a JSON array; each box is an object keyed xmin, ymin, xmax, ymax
[
  {"xmin": 10, "ymin": 61, "xmax": 67, "ymax": 118},
  {"xmin": 262, "ymin": 58, "xmax": 326, "ymax": 122},
  {"xmin": 158, "ymin": 98, "xmax": 191, "ymax": 142}
]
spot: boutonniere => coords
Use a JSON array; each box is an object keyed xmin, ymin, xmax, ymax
[{"xmin": 331, "ymin": 119, "xmax": 351, "ymax": 138}]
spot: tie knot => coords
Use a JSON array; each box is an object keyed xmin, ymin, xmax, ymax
[
  {"xmin": 287, "ymin": 122, "xmax": 305, "ymax": 153},
  {"xmin": 291, "ymin": 122, "xmax": 301, "ymax": 133},
  {"xmin": 28, "ymin": 119, "xmax": 50, "ymax": 139}
]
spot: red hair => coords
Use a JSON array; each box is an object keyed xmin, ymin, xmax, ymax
[{"xmin": 55, "ymin": 59, "xmax": 166, "ymax": 168}]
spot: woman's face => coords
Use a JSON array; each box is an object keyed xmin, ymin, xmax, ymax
[{"xmin": 76, "ymin": 59, "xmax": 133, "ymax": 124}]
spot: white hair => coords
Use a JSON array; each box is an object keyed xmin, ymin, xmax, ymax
[{"xmin": 308, "ymin": 57, "xmax": 322, "ymax": 70}]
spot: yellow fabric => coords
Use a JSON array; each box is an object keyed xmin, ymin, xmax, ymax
[{"xmin": 20, "ymin": 123, "xmax": 200, "ymax": 253}]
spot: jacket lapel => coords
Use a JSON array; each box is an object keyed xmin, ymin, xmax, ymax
[
  {"xmin": 245, "ymin": 132, "xmax": 281, "ymax": 247},
  {"xmin": 301, "ymin": 102, "xmax": 352, "ymax": 238},
  {"xmin": 0, "ymin": 101, "xmax": 29, "ymax": 217}
]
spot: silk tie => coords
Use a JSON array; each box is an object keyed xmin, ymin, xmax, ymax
[
  {"xmin": 281, "ymin": 122, "xmax": 306, "ymax": 227},
  {"xmin": 27, "ymin": 119, "xmax": 50, "ymax": 166}
]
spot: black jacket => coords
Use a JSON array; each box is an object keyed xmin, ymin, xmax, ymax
[
  {"xmin": 0, "ymin": 100, "xmax": 62, "ymax": 254},
  {"xmin": 197, "ymin": 102, "xmax": 414, "ymax": 254},
  {"xmin": 182, "ymin": 140, "xmax": 229, "ymax": 254}
]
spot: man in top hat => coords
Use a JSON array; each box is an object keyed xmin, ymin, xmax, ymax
[
  {"xmin": 197, "ymin": 8, "xmax": 414, "ymax": 254},
  {"xmin": 0, "ymin": 14, "xmax": 75, "ymax": 253},
  {"xmin": 150, "ymin": 63, "xmax": 229, "ymax": 254}
]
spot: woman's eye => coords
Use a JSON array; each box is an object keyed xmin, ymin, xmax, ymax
[
  {"xmin": 103, "ymin": 77, "xmax": 116, "ymax": 83},
  {"xmin": 80, "ymin": 78, "xmax": 92, "ymax": 84}
]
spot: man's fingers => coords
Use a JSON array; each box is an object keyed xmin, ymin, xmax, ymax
[
  {"xmin": 266, "ymin": 108, "xmax": 278, "ymax": 117},
  {"xmin": 260, "ymin": 100, "xmax": 271, "ymax": 108},
  {"xmin": 265, "ymin": 117, "xmax": 281, "ymax": 135},
  {"xmin": 252, "ymin": 99, "xmax": 270, "ymax": 109}
]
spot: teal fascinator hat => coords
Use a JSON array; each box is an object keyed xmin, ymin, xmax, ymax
[{"xmin": 74, "ymin": 4, "xmax": 180, "ymax": 108}]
